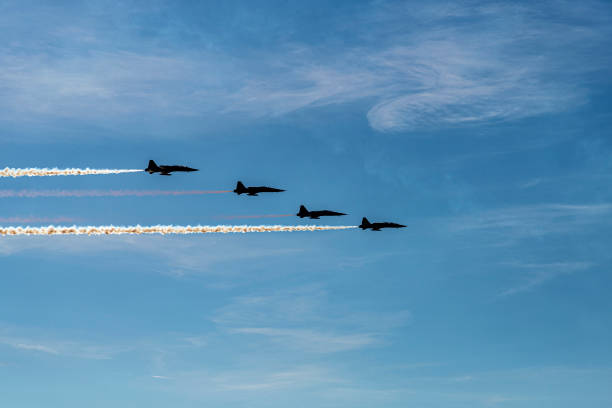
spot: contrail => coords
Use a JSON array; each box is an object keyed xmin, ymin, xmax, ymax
[
  {"xmin": 0, "ymin": 189, "xmax": 230, "ymax": 198},
  {"xmin": 217, "ymin": 214, "xmax": 294, "ymax": 219},
  {"xmin": 0, "ymin": 168, "xmax": 143, "ymax": 178},
  {"xmin": 0, "ymin": 225, "xmax": 358, "ymax": 236}
]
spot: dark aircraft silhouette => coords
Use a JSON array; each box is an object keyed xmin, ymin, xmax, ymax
[
  {"xmin": 297, "ymin": 205, "xmax": 346, "ymax": 219},
  {"xmin": 233, "ymin": 181, "xmax": 285, "ymax": 196},
  {"xmin": 145, "ymin": 160, "xmax": 198, "ymax": 176},
  {"xmin": 359, "ymin": 217, "xmax": 406, "ymax": 231}
]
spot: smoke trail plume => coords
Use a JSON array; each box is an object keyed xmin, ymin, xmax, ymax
[
  {"xmin": 217, "ymin": 214, "xmax": 294, "ymax": 219},
  {"xmin": 0, "ymin": 168, "xmax": 143, "ymax": 178},
  {"xmin": 0, "ymin": 225, "xmax": 357, "ymax": 236},
  {"xmin": 0, "ymin": 189, "xmax": 230, "ymax": 198}
]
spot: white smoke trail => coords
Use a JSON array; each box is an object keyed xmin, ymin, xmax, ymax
[
  {"xmin": 0, "ymin": 189, "xmax": 230, "ymax": 197},
  {"xmin": 0, "ymin": 168, "xmax": 143, "ymax": 177},
  {"xmin": 0, "ymin": 225, "xmax": 357, "ymax": 236},
  {"xmin": 217, "ymin": 214, "xmax": 294, "ymax": 219}
]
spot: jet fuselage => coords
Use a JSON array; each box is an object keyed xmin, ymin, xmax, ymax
[
  {"xmin": 297, "ymin": 205, "xmax": 346, "ymax": 219},
  {"xmin": 145, "ymin": 160, "xmax": 198, "ymax": 175},
  {"xmin": 234, "ymin": 181, "xmax": 284, "ymax": 196},
  {"xmin": 359, "ymin": 217, "xmax": 405, "ymax": 231}
]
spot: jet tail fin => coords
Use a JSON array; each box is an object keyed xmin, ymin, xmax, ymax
[
  {"xmin": 146, "ymin": 160, "xmax": 160, "ymax": 173},
  {"xmin": 359, "ymin": 217, "xmax": 372, "ymax": 230},
  {"xmin": 234, "ymin": 181, "xmax": 247, "ymax": 194},
  {"xmin": 297, "ymin": 205, "xmax": 309, "ymax": 217}
]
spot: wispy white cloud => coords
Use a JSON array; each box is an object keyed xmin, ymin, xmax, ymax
[
  {"xmin": 230, "ymin": 327, "xmax": 377, "ymax": 353},
  {"xmin": 211, "ymin": 286, "xmax": 327, "ymax": 326},
  {"xmin": 0, "ymin": 1, "xmax": 608, "ymax": 134},
  {"xmin": 226, "ymin": 1, "xmax": 609, "ymax": 132},
  {"xmin": 519, "ymin": 178, "xmax": 546, "ymax": 189},
  {"xmin": 370, "ymin": 366, "xmax": 612, "ymax": 407},
  {"xmin": 451, "ymin": 203, "xmax": 612, "ymax": 238},
  {"xmin": 0, "ymin": 331, "xmax": 122, "ymax": 360},
  {"xmin": 499, "ymin": 262, "xmax": 592, "ymax": 297},
  {"xmin": 153, "ymin": 364, "xmax": 612, "ymax": 407},
  {"xmin": 0, "ymin": 235, "xmax": 302, "ymax": 277},
  {"xmin": 212, "ymin": 286, "xmax": 410, "ymax": 329},
  {"xmin": 213, "ymin": 286, "xmax": 409, "ymax": 353},
  {"xmin": 0, "ymin": 50, "xmax": 233, "ymax": 119},
  {"xmin": 181, "ymin": 336, "xmax": 208, "ymax": 348},
  {"xmin": 6, "ymin": 341, "xmax": 59, "ymax": 355},
  {"xmin": 159, "ymin": 364, "xmax": 340, "ymax": 395},
  {"xmin": 213, "ymin": 365, "xmax": 338, "ymax": 391}
]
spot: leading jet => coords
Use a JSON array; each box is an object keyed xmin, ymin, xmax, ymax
[
  {"xmin": 297, "ymin": 205, "xmax": 346, "ymax": 219},
  {"xmin": 233, "ymin": 181, "xmax": 285, "ymax": 196},
  {"xmin": 359, "ymin": 217, "xmax": 406, "ymax": 231},
  {"xmin": 145, "ymin": 160, "xmax": 198, "ymax": 176}
]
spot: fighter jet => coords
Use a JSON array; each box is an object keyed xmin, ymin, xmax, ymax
[
  {"xmin": 145, "ymin": 160, "xmax": 198, "ymax": 176},
  {"xmin": 233, "ymin": 181, "xmax": 285, "ymax": 196},
  {"xmin": 297, "ymin": 205, "xmax": 346, "ymax": 219},
  {"xmin": 359, "ymin": 217, "xmax": 406, "ymax": 231}
]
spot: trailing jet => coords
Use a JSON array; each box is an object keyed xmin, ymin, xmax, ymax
[
  {"xmin": 359, "ymin": 217, "xmax": 406, "ymax": 231},
  {"xmin": 145, "ymin": 160, "xmax": 198, "ymax": 176},
  {"xmin": 297, "ymin": 205, "xmax": 346, "ymax": 219},
  {"xmin": 233, "ymin": 181, "xmax": 284, "ymax": 196}
]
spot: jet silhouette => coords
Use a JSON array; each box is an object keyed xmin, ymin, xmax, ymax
[
  {"xmin": 233, "ymin": 181, "xmax": 285, "ymax": 196},
  {"xmin": 297, "ymin": 205, "xmax": 346, "ymax": 219},
  {"xmin": 359, "ymin": 217, "xmax": 406, "ymax": 231},
  {"xmin": 145, "ymin": 160, "xmax": 198, "ymax": 175}
]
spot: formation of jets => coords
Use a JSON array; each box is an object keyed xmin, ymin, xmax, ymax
[{"xmin": 146, "ymin": 159, "xmax": 405, "ymax": 231}]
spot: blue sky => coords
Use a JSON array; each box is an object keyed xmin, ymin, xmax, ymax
[{"xmin": 1, "ymin": 0, "xmax": 612, "ymax": 406}]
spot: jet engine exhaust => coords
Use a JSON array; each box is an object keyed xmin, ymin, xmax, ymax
[
  {"xmin": 0, "ymin": 225, "xmax": 358, "ymax": 236},
  {"xmin": 0, "ymin": 168, "xmax": 143, "ymax": 178},
  {"xmin": 217, "ymin": 214, "xmax": 294, "ymax": 219},
  {"xmin": 0, "ymin": 189, "xmax": 231, "ymax": 198}
]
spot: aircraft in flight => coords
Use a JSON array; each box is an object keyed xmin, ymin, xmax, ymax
[
  {"xmin": 297, "ymin": 205, "xmax": 346, "ymax": 219},
  {"xmin": 359, "ymin": 217, "xmax": 406, "ymax": 231},
  {"xmin": 145, "ymin": 160, "xmax": 198, "ymax": 175},
  {"xmin": 233, "ymin": 181, "xmax": 285, "ymax": 196}
]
